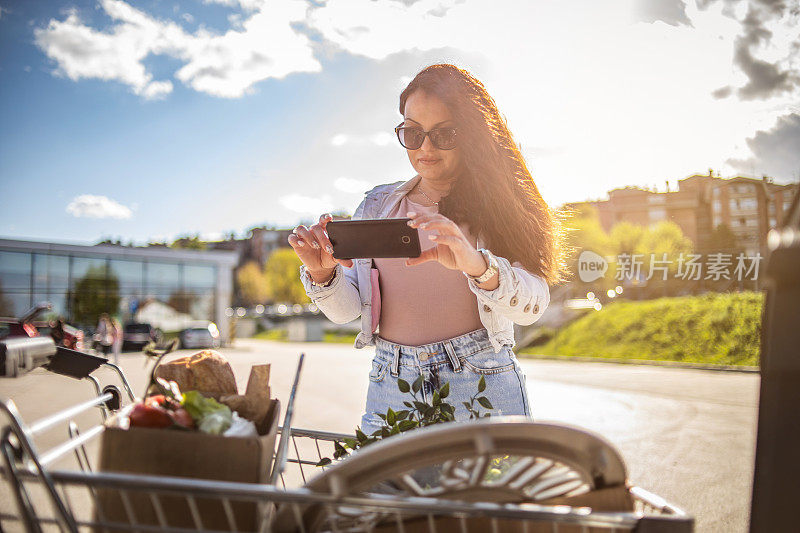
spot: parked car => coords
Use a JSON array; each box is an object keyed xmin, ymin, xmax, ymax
[
  {"xmin": 178, "ymin": 323, "xmax": 220, "ymax": 349},
  {"xmin": 122, "ymin": 323, "xmax": 162, "ymax": 351}
]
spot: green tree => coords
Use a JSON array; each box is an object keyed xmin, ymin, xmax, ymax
[
  {"xmin": 71, "ymin": 266, "xmax": 120, "ymax": 326},
  {"xmin": 636, "ymin": 221, "xmax": 693, "ymax": 278},
  {"xmin": 236, "ymin": 262, "xmax": 270, "ymax": 306},
  {"xmin": 264, "ymin": 248, "xmax": 310, "ymax": 304},
  {"xmin": 563, "ymin": 204, "xmax": 610, "ymax": 262},
  {"xmin": 608, "ymin": 222, "xmax": 646, "ymax": 257},
  {"xmin": 706, "ymin": 223, "xmax": 741, "ymax": 254},
  {"xmin": 170, "ymin": 235, "xmax": 207, "ymax": 250},
  {"xmin": 562, "ymin": 204, "xmax": 612, "ymax": 295}
]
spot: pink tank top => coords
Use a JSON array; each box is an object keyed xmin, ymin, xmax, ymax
[{"xmin": 373, "ymin": 195, "xmax": 484, "ymax": 346}]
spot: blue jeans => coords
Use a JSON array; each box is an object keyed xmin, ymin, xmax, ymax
[{"xmin": 360, "ymin": 328, "xmax": 532, "ymax": 436}]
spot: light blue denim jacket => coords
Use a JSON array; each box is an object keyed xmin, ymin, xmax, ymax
[{"xmin": 299, "ymin": 175, "xmax": 551, "ymax": 352}]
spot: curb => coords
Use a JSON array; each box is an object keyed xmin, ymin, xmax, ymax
[{"xmin": 517, "ymin": 353, "xmax": 760, "ymax": 373}]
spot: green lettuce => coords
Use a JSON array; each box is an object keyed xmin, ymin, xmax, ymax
[{"xmin": 181, "ymin": 390, "xmax": 233, "ymax": 435}]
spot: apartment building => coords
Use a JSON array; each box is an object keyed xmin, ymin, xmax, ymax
[{"xmin": 579, "ymin": 171, "xmax": 798, "ymax": 254}]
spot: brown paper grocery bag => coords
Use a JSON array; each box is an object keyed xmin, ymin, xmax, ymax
[{"xmin": 95, "ymin": 398, "xmax": 279, "ymax": 532}]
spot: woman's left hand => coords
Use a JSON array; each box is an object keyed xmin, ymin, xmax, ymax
[{"xmin": 404, "ymin": 211, "xmax": 488, "ymax": 276}]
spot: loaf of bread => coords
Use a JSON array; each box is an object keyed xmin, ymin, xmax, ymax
[{"xmin": 154, "ymin": 350, "xmax": 238, "ymax": 399}]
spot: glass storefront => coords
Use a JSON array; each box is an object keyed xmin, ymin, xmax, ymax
[
  {"xmin": 0, "ymin": 248, "xmax": 220, "ymax": 331},
  {"xmin": 0, "ymin": 251, "xmax": 32, "ymax": 317}
]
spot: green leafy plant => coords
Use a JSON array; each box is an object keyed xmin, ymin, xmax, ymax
[{"xmin": 317, "ymin": 374, "xmax": 494, "ymax": 466}]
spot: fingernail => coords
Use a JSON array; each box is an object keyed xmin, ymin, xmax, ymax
[
  {"xmin": 407, "ymin": 220, "xmax": 415, "ymax": 227},
  {"xmin": 407, "ymin": 211, "xmax": 416, "ymax": 217},
  {"xmin": 311, "ymin": 242, "xmax": 320, "ymax": 249},
  {"xmin": 298, "ymin": 240, "xmax": 305, "ymax": 247},
  {"xmin": 325, "ymin": 245, "xmax": 333, "ymax": 253}
]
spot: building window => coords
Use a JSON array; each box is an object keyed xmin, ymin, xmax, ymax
[
  {"xmin": 785, "ymin": 200, "xmax": 793, "ymax": 212},
  {"xmin": 769, "ymin": 217, "xmax": 777, "ymax": 227},
  {"xmin": 729, "ymin": 199, "xmax": 739, "ymax": 210},
  {"xmin": 649, "ymin": 208, "xmax": 666, "ymax": 221},
  {"xmin": 713, "ymin": 200, "xmax": 721, "ymax": 212},
  {"xmin": 745, "ymin": 217, "xmax": 758, "ymax": 227},
  {"xmin": 740, "ymin": 198, "xmax": 757, "ymax": 210},
  {"xmin": 0, "ymin": 251, "xmax": 32, "ymax": 316},
  {"xmin": 738, "ymin": 184, "xmax": 751, "ymax": 194},
  {"xmin": 647, "ymin": 195, "xmax": 665, "ymax": 204},
  {"xmin": 713, "ymin": 216, "xmax": 722, "ymax": 228},
  {"xmin": 739, "ymin": 217, "xmax": 746, "ymax": 227},
  {"xmin": 713, "ymin": 187, "xmax": 720, "ymax": 197},
  {"xmin": 32, "ymin": 254, "xmax": 70, "ymax": 319}
]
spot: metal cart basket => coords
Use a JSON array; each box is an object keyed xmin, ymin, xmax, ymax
[{"xmin": 0, "ymin": 352, "xmax": 693, "ymax": 532}]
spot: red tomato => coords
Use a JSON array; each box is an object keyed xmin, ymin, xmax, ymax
[
  {"xmin": 145, "ymin": 395, "xmax": 167, "ymax": 408},
  {"xmin": 145, "ymin": 395, "xmax": 179, "ymax": 410},
  {"xmin": 129, "ymin": 403, "xmax": 173, "ymax": 429},
  {"xmin": 169, "ymin": 408, "xmax": 195, "ymax": 429}
]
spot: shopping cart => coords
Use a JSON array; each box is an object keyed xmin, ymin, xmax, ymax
[{"xmin": 0, "ymin": 348, "xmax": 694, "ymax": 532}]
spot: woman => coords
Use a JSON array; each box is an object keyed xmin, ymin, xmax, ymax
[
  {"xmin": 290, "ymin": 64, "xmax": 565, "ymax": 436},
  {"xmin": 111, "ymin": 317, "xmax": 123, "ymax": 364},
  {"xmin": 95, "ymin": 313, "xmax": 113, "ymax": 357}
]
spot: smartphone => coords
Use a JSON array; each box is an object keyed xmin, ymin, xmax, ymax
[{"xmin": 326, "ymin": 218, "xmax": 421, "ymax": 259}]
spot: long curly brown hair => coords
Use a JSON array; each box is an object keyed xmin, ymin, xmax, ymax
[{"xmin": 399, "ymin": 64, "xmax": 568, "ymax": 285}]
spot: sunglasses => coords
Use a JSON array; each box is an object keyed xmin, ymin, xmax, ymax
[{"xmin": 394, "ymin": 122, "xmax": 458, "ymax": 150}]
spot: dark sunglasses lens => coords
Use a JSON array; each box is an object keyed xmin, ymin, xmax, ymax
[
  {"xmin": 431, "ymin": 129, "xmax": 456, "ymax": 149},
  {"xmin": 398, "ymin": 128, "xmax": 424, "ymax": 149}
]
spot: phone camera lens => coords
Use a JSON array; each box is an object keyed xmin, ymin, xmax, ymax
[{"xmin": 401, "ymin": 236, "xmax": 411, "ymax": 244}]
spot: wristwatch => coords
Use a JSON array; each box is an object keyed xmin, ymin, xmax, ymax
[{"xmin": 464, "ymin": 248, "xmax": 499, "ymax": 284}]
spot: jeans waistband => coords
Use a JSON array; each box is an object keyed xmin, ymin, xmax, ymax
[{"xmin": 375, "ymin": 328, "xmax": 495, "ymax": 376}]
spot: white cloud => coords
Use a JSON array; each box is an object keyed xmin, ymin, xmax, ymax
[
  {"xmin": 331, "ymin": 131, "xmax": 398, "ymax": 147},
  {"xmin": 66, "ymin": 195, "xmax": 134, "ymax": 219},
  {"xmin": 141, "ymin": 80, "xmax": 173, "ymax": 99},
  {"xmin": 330, "ymin": 134, "xmax": 349, "ymax": 146},
  {"xmin": 279, "ymin": 194, "xmax": 334, "ymax": 215},
  {"xmin": 34, "ymin": 0, "xmax": 321, "ymax": 99},
  {"xmin": 333, "ymin": 177, "xmax": 372, "ymax": 194},
  {"xmin": 370, "ymin": 132, "xmax": 394, "ymax": 146},
  {"xmin": 200, "ymin": 231, "xmax": 226, "ymax": 241},
  {"xmin": 204, "ymin": 0, "xmax": 264, "ymax": 11}
]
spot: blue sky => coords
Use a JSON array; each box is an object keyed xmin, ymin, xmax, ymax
[{"xmin": 1, "ymin": 0, "xmax": 798, "ymax": 246}]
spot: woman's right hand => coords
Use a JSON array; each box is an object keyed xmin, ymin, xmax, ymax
[{"xmin": 288, "ymin": 213, "xmax": 354, "ymax": 282}]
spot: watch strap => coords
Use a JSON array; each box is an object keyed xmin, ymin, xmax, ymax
[{"xmin": 464, "ymin": 249, "xmax": 498, "ymax": 284}]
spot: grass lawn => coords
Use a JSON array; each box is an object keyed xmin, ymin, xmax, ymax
[
  {"xmin": 520, "ymin": 291, "xmax": 763, "ymax": 367},
  {"xmin": 253, "ymin": 329, "xmax": 357, "ymax": 344}
]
